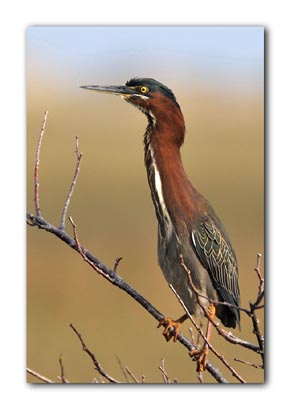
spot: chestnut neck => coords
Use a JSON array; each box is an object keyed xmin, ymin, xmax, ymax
[{"xmin": 144, "ymin": 108, "xmax": 201, "ymax": 238}]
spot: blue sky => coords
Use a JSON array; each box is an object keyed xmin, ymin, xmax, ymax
[{"xmin": 26, "ymin": 26, "xmax": 264, "ymax": 93}]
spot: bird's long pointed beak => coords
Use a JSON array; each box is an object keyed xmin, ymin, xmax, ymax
[{"xmin": 80, "ymin": 84, "xmax": 136, "ymax": 96}]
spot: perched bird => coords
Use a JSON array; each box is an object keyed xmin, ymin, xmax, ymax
[{"xmin": 81, "ymin": 78, "xmax": 240, "ymax": 370}]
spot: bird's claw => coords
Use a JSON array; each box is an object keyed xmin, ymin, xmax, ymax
[
  {"xmin": 157, "ymin": 318, "xmax": 181, "ymax": 342},
  {"xmin": 189, "ymin": 348, "xmax": 208, "ymax": 372}
]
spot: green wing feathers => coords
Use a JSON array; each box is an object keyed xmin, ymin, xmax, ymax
[{"xmin": 192, "ymin": 219, "xmax": 240, "ymax": 324}]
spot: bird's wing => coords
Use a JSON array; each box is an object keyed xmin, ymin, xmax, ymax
[{"xmin": 192, "ymin": 218, "xmax": 240, "ymax": 312}]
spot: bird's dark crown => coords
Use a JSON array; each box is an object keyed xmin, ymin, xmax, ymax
[{"xmin": 126, "ymin": 78, "xmax": 179, "ymax": 106}]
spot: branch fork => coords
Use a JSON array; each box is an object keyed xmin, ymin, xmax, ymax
[{"xmin": 27, "ymin": 112, "xmax": 264, "ymax": 383}]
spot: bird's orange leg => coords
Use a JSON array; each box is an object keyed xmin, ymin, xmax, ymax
[
  {"xmin": 189, "ymin": 304, "xmax": 216, "ymax": 372},
  {"xmin": 158, "ymin": 313, "xmax": 188, "ymax": 342}
]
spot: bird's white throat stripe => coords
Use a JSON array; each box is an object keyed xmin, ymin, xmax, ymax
[
  {"xmin": 150, "ymin": 146, "xmax": 173, "ymax": 239},
  {"xmin": 191, "ymin": 231, "xmax": 196, "ymax": 247},
  {"xmin": 153, "ymin": 160, "xmax": 168, "ymax": 220}
]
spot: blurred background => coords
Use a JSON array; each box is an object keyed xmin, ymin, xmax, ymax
[{"xmin": 26, "ymin": 26, "xmax": 264, "ymax": 383}]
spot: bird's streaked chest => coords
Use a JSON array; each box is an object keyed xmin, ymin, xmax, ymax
[{"xmin": 144, "ymin": 135, "xmax": 173, "ymax": 242}]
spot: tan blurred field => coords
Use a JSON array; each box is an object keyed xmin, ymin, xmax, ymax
[
  {"xmin": 27, "ymin": 28, "xmax": 264, "ymax": 383},
  {"xmin": 27, "ymin": 91, "xmax": 263, "ymax": 383}
]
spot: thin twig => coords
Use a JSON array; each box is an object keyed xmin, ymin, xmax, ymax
[
  {"xmin": 255, "ymin": 254, "xmax": 264, "ymax": 288},
  {"xmin": 178, "ymin": 256, "xmax": 247, "ymax": 382},
  {"xmin": 169, "ymin": 284, "xmax": 245, "ymax": 383},
  {"xmin": 114, "ymin": 257, "xmax": 123, "ymax": 272},
  {"xmin": 27, "ymin": 367, "xmax": 54, "ymax": 384},
  {"xmin": 69, "ymin": 216, "xmax": 116, "ymax": 284},
  {"xmin": 188, "ymin": 327, "xmax": 198, "ymax": 348},
  {"xmin": 125, "ymin": 366, "xmax": 139, "ymax": 383},
  {"xmin": 28, "ymin": 115, "xmax": 229, "ymax": 384},
  {"xmin": 234, "ymin": 358, "xmax": 263, "ymax": 369},
  {"xmin": 69, "ymin": 323, "xmax": 120, "ymax": 383},
  {"xmin": 70, "ymin": 323, "xmax": 120, "ymax": 383},
  {"xmin": 248, "ymin": 254, "xmax": 265, "ymax": 367},
  {"xmin": 249, "ymin": 306, "xmax": 264, "ymax": 356},
  {"xmin": 115, "ymin": 355, "xmax": 130, "ymax": 383},
  {"xmin": 27, "ymin": 212, "xmax": 228, "ymax": 383},
  {"xmin": 168, "ymin": 284, "xmax": 206, "ymax": 351},
  {"xmin": 159, "ymin": 358, "xmax": 170, "ymax": 383},
  {"xmin": 254, "ymin": 253, "xmax": 264, "ymax": 307},
  {"xmin": 34, "ymin": 110, "xmax": 48, "ymax": 217},
  {"xmin": 70, "ymin": 216, "xmax": 230, "ymax": 379},
  {"xmin": 179, "ymin": 255, "xmax": 247, "ymax": 315},
  {"xmin": 179, "ymin": 254, "xmax": 260, "ymax": 353},
  {"xmin": 57, "ymin": 355, "xmax": 69, "ymax": 383},
  {"xmin": 197, "ymin": 371, "xmax": 204, "ymax": 383},
  {"xmin": 59, "ymin": 137, "xmax": 83, "ymax": 231}
]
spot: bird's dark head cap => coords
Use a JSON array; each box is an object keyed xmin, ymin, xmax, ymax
[
  {"xmin": 125, "ymin": 77, "xmax": 179, "ymax": 106},
  {"xmin": 81, "ymin": 77, "xmax": 180, "ymax": 109}
]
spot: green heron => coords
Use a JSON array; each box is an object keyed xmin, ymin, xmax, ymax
[{"xmin": 81, "ymin": 78, "xmax": 240, "ymax": 370}]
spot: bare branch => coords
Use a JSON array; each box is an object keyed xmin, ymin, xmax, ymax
[
  {"xmin": 169, "ymin": 284, "xmax": 245, "ymax": 383},
  {"xmin": 115, "ymin": 355, "xmax": 130, "ymax": 383},
  {"xmin": 179, "ymin": 254, "xmax": 260, "ymax": 354},
  {"xmin": 114, "ymin": 257, "xmax": 123, "ymax": 272},
  {"xmin": 27, "ymin": 367, "xmax": 54, "ymax": 384},
  {"xmin": 69, "ymin": 216, "xmax": 118, "ymax": 284},
  {"xmin": 249, "ymin": 305, "xmax": 264, "ymax": 367},
  {"xmin": 34, "ymin": 110, "xmax": 48, "ymax": 217},
  {"xmin": 168, "ymin": 284, "xmax": 206, "ymax": 348},
  {"xmin": 159, "ymin": 358, "xmax": 171, "ymax": 383},
  {"xmin": 253, "ymin": 253, "xmax": 264, "ymax": 307},
  {"xmin": 234, "ymin": 358, "xmax": 263, "ymax": 369},
  {"xmin": 249, "ymin": 254, "xmax": 265, "ymax": 367},
  {"xmin": 57, "ymin": 355, "xmax": 69, "ymax": 383},
  {"xmin": 27, "ymin": 212, "xmax": 228, "ymax": 383},
  {"xmin": 59, "ymin": 137, "xmax": 83, "ymax": 231},
  {"xmin": 69, "ymin": 323, "xmax": 121, "ymax": 383},
  {"xmin": 28, "ymin": 113, "xmax": 261, "ymax": 383},
  {"xmin": 125, "ymin": 366, "xmax": 139, "ymax": 383},
  {"xmin": 178, "ymin": 253, "xmax": 265, "ymax": 379}
]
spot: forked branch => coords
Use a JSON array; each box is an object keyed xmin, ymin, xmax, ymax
[
  {"xmin": 27, "ymin": 112, "xmax": 264, "ymax": 383},
  {"xmin": 69, "ymin": 323, "xmax": 120, "ymax": 383}
]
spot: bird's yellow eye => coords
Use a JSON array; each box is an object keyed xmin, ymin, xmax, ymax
[{"xmin": 140, "ymin": 86, "xmax": 149, "ymax": 94}]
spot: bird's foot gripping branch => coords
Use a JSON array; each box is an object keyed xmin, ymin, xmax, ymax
[{"xmin": 27, "ymin": 109, "xmax": 264, "ymax": 383}]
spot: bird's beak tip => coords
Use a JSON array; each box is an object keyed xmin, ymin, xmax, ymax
[{"xmin": 80, "ymin": 84, "xmax": 135, "ymax": 96}]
